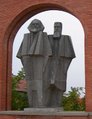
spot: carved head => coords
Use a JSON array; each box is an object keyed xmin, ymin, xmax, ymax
[
  {"xmin": 53, "ymin": 22, "xmax": 62, "ymax": 38},
  {"xmin": 54, "ymin": 22, "xmax": 62, "ymax": 33},
  {"xmin": 28, "ymin": 19, "xmax": 44, "ymax": 33}
]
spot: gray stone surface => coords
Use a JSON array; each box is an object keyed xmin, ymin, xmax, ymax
[
  {"xmin": 17, "ymin": 20, "xmax": 75, "ymax": 108},
  {"xmin": 0, "ymin": 110, "xmax": 89, "ymax": 116},
  {"xmin": 24, "ymin": 107, "xmax": 64, "ymax": 112}
]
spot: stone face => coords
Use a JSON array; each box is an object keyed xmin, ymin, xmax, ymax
[
  {"xmin": 17, "ymin": 20, "xmax": 75, "ymax": 108},
  {"xmin": 0, "ymin": 0, "xmax": 92, "ymax": 111}
]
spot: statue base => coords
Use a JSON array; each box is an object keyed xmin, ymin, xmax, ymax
[
  {"xmin": 24, "ymin": 107, "xmax": 64, "ymax": 114},
  {"xmin": 0, "ymin": 109, "xmax": 90, "ymax": 119}
]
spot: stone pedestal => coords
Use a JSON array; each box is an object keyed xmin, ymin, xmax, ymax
[
  {"xmin": 24, "ymin": 108, "xmax": 64, "ymax": 114},
  {"xmin": 0, "ymin": 109, "xmax": 91, "ymax": 119}
]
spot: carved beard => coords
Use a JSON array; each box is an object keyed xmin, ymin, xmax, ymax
[
  {"xmin": 30, "ymin": 28, "xmax": 40, "ymax": 33},
  {"xmin": 53, "ymin": 32, "xmax": 61, "ymax": 39}
]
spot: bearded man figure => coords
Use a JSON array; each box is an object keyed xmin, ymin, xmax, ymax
[
  {"xmin": 43, "ymin": 22, "xmax": 75, "ymax": 108},
  {"xmin": 17, "ymin": 19, "xmax": 52, "ymax": 107}
]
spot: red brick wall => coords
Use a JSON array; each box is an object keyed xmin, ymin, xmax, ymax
[
  {"xmin": 0, "ymin": 115, "xmax": 90, "ymax": 119},
  {"xmin": 0, "ymin": 0, "xmax": 92, "ymax": 111}
]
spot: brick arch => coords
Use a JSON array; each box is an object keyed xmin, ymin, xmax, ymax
[{"xmin": 0, "ymin": 1, "xmax": 92, "ymax": 111}]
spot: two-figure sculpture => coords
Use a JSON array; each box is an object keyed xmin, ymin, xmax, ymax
[{"xmin": 17, "ymin": 19, "xmax": 75, "ymax": 108}]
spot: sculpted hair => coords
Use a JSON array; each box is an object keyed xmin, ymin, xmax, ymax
[{"xmin": 28, "ymin": 19, "xmax": 44, "ymax": 32}]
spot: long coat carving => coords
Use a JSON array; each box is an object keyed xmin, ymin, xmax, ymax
[{"xmin": 43, "ymin": 35, "xmax": 75, "ymax": 91}]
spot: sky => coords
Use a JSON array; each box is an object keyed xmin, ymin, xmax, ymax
[{"xmin": 12, "ymin": 10, "xmax": 85, "ymax": 92}]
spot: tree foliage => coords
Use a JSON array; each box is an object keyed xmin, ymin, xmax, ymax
[
  {"xmin": 62, "ymin": 87, "xmax": 85, "ymax": 111},
  {"xmin": 12, "ymin": 68, "xmax": 85, "ymax": 111},
  {"xmin": 12, "ymin": 68, "xmax": 28, "ymax": 110}
]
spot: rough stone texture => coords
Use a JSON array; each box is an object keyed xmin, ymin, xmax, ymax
[
  {"xmin": 17, "ymin": 20, "xmax": 75, "ymax": 108},
  {"xmin": 0, "ymin": 111, "xmax": 90, "ymax": 119},
  {"xmin": 0, "ymin": 110, "xmax": 89, "ymax": 115},
  {"xmin": 24, "ymin": 108, "xmax": 64, "ymax": 113},
  {"xmin": 0, "ymin": 0, "xmax": 92, "ymax": 111}
]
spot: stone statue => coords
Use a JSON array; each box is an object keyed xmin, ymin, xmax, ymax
[
  {"xmin": 17, "ymin": 19, "xmax": 52, "ymax": 107},
  {"xmin": 43, "ymin": 22, "xmax": 75, "ymax": 107},
  {"xmin": 17, "ymin": 19, "xmax": 75, "ymax": 108}
]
